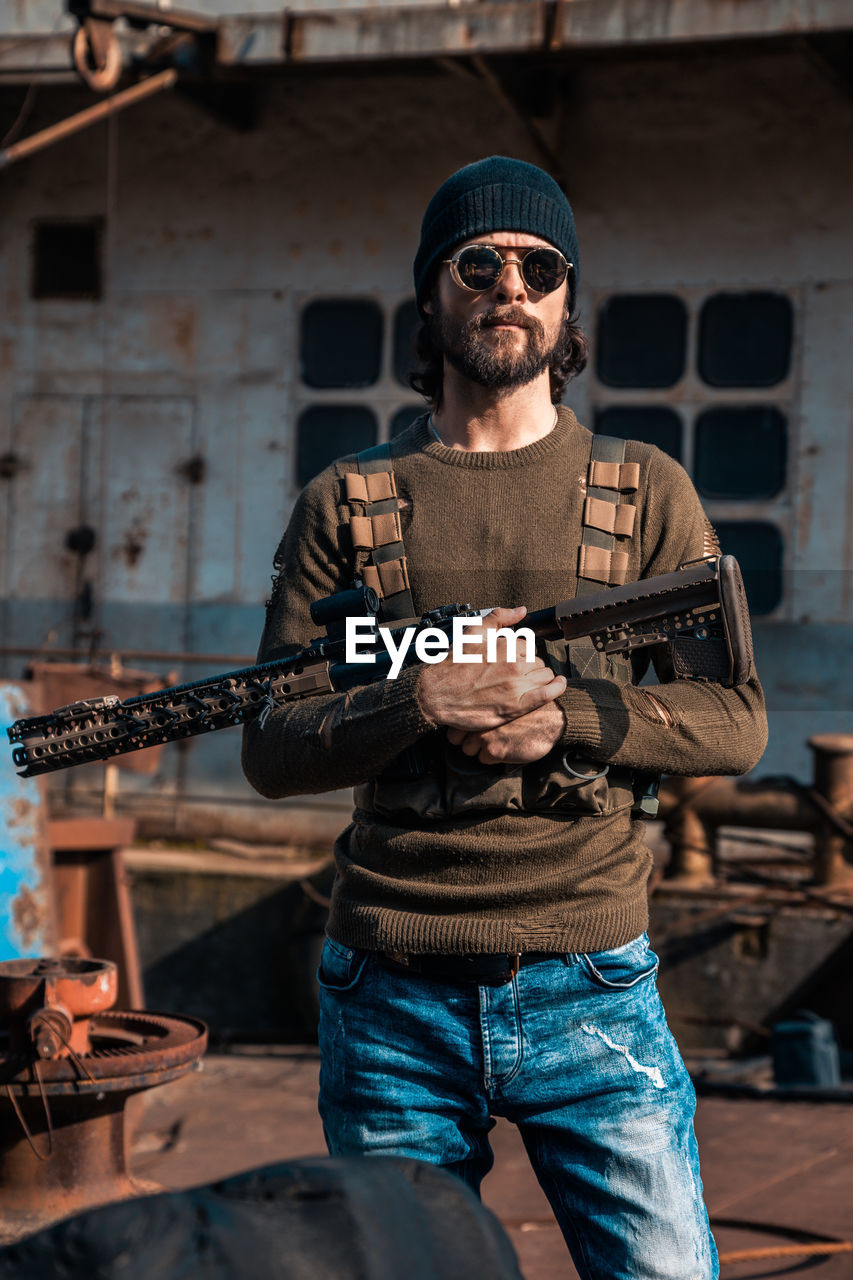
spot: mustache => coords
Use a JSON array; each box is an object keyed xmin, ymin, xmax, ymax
[{"xmin": 474, "ymin": 306, "xmax": 541, "ymax": 334}]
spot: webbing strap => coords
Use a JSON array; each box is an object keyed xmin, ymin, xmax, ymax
[
  {"xmin": 353, "ymin": 442, "xmax": 415, "ymax": 621},
  {"xmin": 576, "ymin": 435, "xmax": 636, "ymax": 594}
]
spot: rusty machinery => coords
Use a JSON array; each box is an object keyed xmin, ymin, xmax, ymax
[
  {"xmin": 0, "ymin": 957, "xmax": 206, "ymax": 1244},
  {"xmin": 659, "ymin": 733, "xmax": 853, "ymax": 888},
  {"xmin": 68, "ymin": 0, "xmax": 217, "ymax": 93},
  {"xmin": 0, "ymin": 0, "xmax": 216, "ymax": 172}
]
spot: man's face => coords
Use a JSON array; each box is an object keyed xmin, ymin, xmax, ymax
[{"xmin": 424, "ymin": 231, "xmax": 569, "ymax": 393}]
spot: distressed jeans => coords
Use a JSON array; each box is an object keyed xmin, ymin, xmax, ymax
[{"xmin": 318, "ymin": 933, "xmax": 718, "ymax": 1280}]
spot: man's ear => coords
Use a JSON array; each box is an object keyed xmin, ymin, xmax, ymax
[{"xmin": 421, "ymin": 277, "xmax": 439, "ymax": 317}]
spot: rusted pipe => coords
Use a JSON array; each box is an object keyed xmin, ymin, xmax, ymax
[
  {"xmin": 0, "ymin": 69, "xmax": 178, "ymax": 171},
  {"xmin": 658, "ymin": 733, "xmax": 853, "ymax": 887},
  {"xmin": 657, "ymin": 777, "xmax": 719, "ymax": 885},
  {"xmin": 130, "ymin": 799, "xmax": 349, "ymax": 849},
  {"xmin": 809, "ymin": 734, "xmax": 853, "ymax": 886},
  {"xmin": 658, "ymin": 779, "xmax": 821, "ymax": 833},
  {"xmin": 0, "ymin": 645, "xmax": 254, "ymax": 666}
]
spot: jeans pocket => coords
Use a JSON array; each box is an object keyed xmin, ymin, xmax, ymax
[
  {"xmin": 579, "ymin": 933, "xmax": 659, "ymax": 991},
  {"xmin": 317, "ymin": 937, "xmax": 369, "ymax": 992}
]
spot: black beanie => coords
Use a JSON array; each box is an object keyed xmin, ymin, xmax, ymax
[{"xmin": 413, "ymin": 156, "xmax": 579, "ymax": 314}]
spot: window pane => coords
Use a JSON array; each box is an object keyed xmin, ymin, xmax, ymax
[
  {"xmin": 300, "ymin": 300, "xmax": 383, "ymax": 388},
  {"xmin": 594, "ymin": 407, "xmax": 682, "ymax": 462},
  {"xmin": 296, "ymin": 406, "xmax": 377, "ymax": 487},
  {"xmin": 393, "ymin": 300, "xmax": 421, "ymax": 387},
  {"xmin": 596, "ymin": 295, "xmax": 687, "ymax": 388},
  {"xmin": 699, "ymin": 293, "xmax": 792, "ymax": 387},
  {"xmin": 695, "ymin": 407, "xmax": 787, "ymax": 500},
  {"xmin": 715, "ymin": 520, "xmax": 783, "ymax": 615},
  {"xmin": 33, "ymin": 221, "xmax": 101, "ymax": 299},
  {"xmin": 391, "ymin": 405, "xmax": 425, "ymax": 437}
]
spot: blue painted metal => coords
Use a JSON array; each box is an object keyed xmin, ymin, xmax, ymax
[{"xmin": 0, "ymin": 684, "xmax": 56, "ymax": 959}]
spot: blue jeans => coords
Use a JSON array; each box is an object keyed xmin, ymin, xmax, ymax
[{"xmin": 317, "ymin": 934, "xmax": 718, "ymax": 1280}]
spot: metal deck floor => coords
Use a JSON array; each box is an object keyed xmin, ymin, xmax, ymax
[{"xmin": 130, "ymin": 1049, "xmax": 853, "ymax": 1279}]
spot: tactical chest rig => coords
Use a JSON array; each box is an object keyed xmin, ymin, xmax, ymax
[{"xmin": 344, "ymin": 431, "xmax": 643, "ymax": 821}]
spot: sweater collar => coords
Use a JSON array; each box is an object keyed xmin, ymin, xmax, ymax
[{"xmin": 411, "ymin": 405, "xmax": 585, "ymax": 470}]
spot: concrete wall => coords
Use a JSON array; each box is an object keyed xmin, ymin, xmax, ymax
[{"xmin": 1, "ymin": 41, "xmax": 851, "ymax": 801}]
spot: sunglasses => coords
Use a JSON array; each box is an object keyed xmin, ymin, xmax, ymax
[{"xmin": 443, "ymin": 243, "xmax": 571, "ymax": 296}]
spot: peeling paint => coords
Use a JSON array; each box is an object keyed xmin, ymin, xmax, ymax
[
  {"xmin": 123, "ymin": 530, "xmax": 146, "ymax": 568},
  {"xmin": 11, "ymin": 885, "xmax": 48, "ymax": 952},
  {"xmin": 172, "ymin": 308, "xmax": 197, "ymax": 361},
  {"xmin": 1, "ymin": 682, "xmax": 56, "ymax": 959},
  {"xmin": 581, "ymin": 1023, "xmax": 665, "ymax": 1089},
  {"xmin": 7, "ymin": 796, "xmax": 32, "ymax": 829}
]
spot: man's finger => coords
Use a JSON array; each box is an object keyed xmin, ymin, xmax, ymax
[
  {"xmin": 482, "ymin": 605, "xmax": 527, "ymax": 630},
  {"xmin": 516, "ymin": 674, "xmax": 567, "ymax": 714}
]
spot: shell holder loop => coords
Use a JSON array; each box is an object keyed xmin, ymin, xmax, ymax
[
  {"xmin": 347, "ymin": 442, "xmax": 414, "ymax": 622},
  {"xmin": 577, "ymin": 437, "xmax": 638, "ymax": 591}
]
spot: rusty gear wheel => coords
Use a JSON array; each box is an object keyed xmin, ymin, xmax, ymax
[{"xmin": 0, "ymin": 1010, "xmax": 207, "ymax": 1096}]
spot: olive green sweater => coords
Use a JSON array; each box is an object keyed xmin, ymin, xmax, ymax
[{"xmin": 242, "ymin": 409, "xmax": 767, "ymax": 954}]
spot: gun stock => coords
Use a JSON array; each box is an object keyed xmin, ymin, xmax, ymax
[{"xmin": 7, "ymin": 556, "xmax": 753, "ymax": 778}]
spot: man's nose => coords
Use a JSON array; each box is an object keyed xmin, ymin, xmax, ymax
[{"xmin": 495, "ymin": 258, "xmax": 527, "ymax": 302}]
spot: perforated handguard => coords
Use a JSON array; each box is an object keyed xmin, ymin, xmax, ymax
[
  {"xmin": 7, "ymin": 660, "xmax": 334, "ymax": 778},
  {"xmin": 7, "ymin": 556, "xmax": 753, "ymax": 778}
]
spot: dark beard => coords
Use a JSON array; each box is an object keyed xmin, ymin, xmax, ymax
[{"xmin": 429, "ymin": 305, "xmax": 557, "ymax": 393}]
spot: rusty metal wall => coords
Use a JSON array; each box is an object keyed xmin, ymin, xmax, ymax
[
  {"xmin": 4, "ymin": 1, "xmax": 853, "ymax": 80},
  {"xmin": 0, "ymin": 43, "xmax": 851, "ymax": 800}
]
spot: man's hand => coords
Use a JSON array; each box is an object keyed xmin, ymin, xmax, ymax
[
  {"xmin": 446, "ymin": 701, "xmax": 565, "ymax": 765},
  {"xmin": 417, "ymin": 606, "xmax": 566, "ymax": 734}
]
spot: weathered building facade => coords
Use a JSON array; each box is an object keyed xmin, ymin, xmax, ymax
[{"xmin": 1, "ymin": 1, "xmax": 852, "ymax": 807}]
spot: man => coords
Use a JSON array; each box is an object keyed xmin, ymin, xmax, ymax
[{"xmin": 243, "ymin": 156, "xmax": 767, "ymax": 1279}]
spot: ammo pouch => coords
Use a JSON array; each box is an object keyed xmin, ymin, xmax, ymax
[
  {"xmin": 353, "ymin": 752, "xmax": 635, "ymax": 822},
  {"xmin": 354, "ymin": 640, "xmax": 636, "ymax": 821}
]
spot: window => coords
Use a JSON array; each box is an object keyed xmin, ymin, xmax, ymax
[
  {"xmin": 300, "ymin": 300, "xmax": 383, "ymax": 389},
  {"xmin": 695, "ymin": 408, "xmax": 787, "ymax": 500},
  {"xmin": 699, "ymin": 293, "xmax": 792, "ymax": 388},
  {"xmin": 591, "ymin": 287, "xmax": 794, "ymax": 616},
  {"xmin": 295, "ymin": 296, "xmax": 428, "ymax": 492},
  {"xmin": 595, "ymin": 294, "xmax": 688, "ymax": 389},
  {"xmin": 393, "ymin": 300, "xmax": 421, "ymax": 387},
  {"xmin": 594, "ymin": 407, "xmax": 682, "ymax": 462},
  {"xmin": 715, "ymin": 521, "xmax": 783, "ymax": 615},
  {"xmin": 295, "ymin": 406, "xmax": 377, "ymax": 487},
  {"xmin": 32, "ymin": 220, "xmax": 102, "ymax": 299}
]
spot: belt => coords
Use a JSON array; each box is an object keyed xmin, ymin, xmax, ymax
[{"xmin": 377, "ymin": 951, "xmax": 558, "ymax": 987}]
